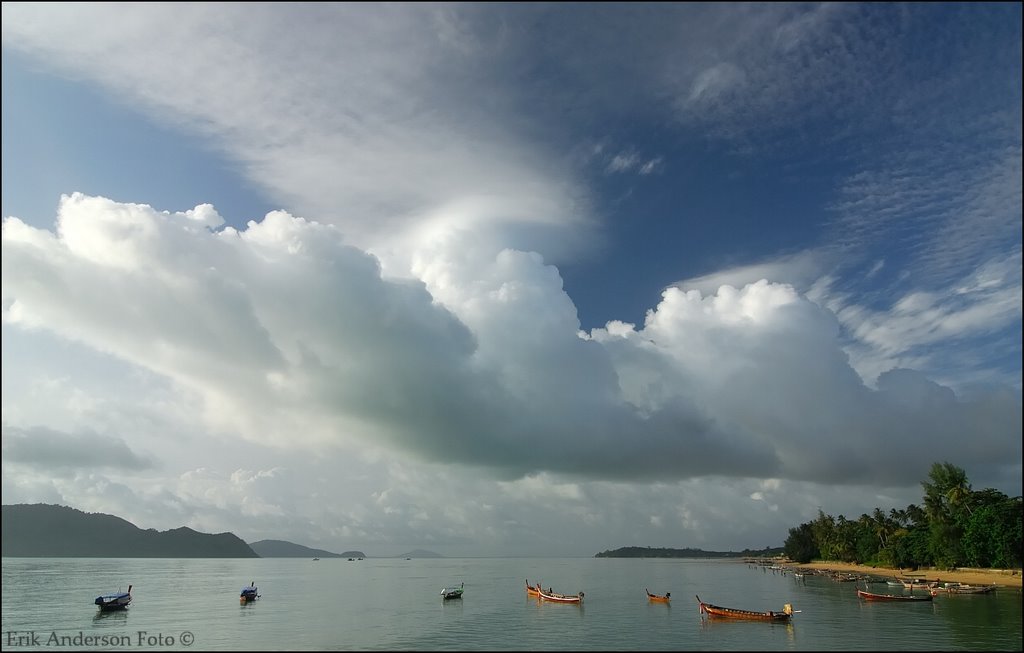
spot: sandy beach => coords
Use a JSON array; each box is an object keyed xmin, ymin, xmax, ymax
[{"xmin": 792, "ymin": 561, "xmax": 1022, "ymax": 589}]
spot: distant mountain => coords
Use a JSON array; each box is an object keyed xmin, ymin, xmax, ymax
[
  {"xmin": 400, "ymin": 549, "xmax": 443, "ymax": 558},
  {"xmin": 1, "ymin": 504, "xmax": 258, "ymax": 557},
  {"xmin": 249, "ymin": 539, "xmax": 351, "ymax": 558},
  {"xmin": 594, "ymin": 546, "xmax": 784, "ymax": 558}
]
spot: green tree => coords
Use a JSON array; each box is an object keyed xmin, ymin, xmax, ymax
[
  {"xmin": 889, "ymin": 525, "xmax": 932, "ymax": 569},
  {"xmin": 961, "ymin": 492, "xmax": 1022, "ymax": 569},
  {"xmin": 922, "ymin": 462, "xmax": 970, "ymax": 568},
  {"xmin": 784, "ymin": 522, "xmax": 819, "ymax": 564},
  {"xmin": 810, "ymin": 510, "xmax": 838, "ymax": 560},
  {"xmin": 854, "ymin": 514, "xmax": 880, "ymax": 565},
  {"xmin": 834, "ymin": 515, "xmax": 859, "ymax": 563},
  {"xmin": 873, "ymin": 507, "xmax": 893, "ymax": 550},
  {"xmin": 905, "ymin": 503, "xmax": 927, "ymax": 527}
]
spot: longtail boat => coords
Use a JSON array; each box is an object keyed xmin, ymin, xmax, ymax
[
  {"xmin": 95, "ymin": 585, "xmax": 132, "ymax": 611},
  {"xmin": 857, "ymin": 588, "xmax": 935, "ymax": 602},
  {"xmin": 240, "ymin": 581, "xmax": 259, "ymax": 603},
  {"xmin": 537, "ymin": 586, "xmax": 584, "ymax": 604},
  {"xmin": 646, "ymin": 589, "xmax": 671, "ymax": 603},
  {"xmin": 696, "ymin": 595, "xmax": 793, "ymax": 621},
  {"xmin": 940, "ymin": 583, "xmax": 996, "ymax": 594},
  {"xmin": 440, "ymin": 582, "xmax": 464, "ymax": 600},
  {"xmin": 525, "ymin": 579, "xmax": 541, "ymax": 597}
]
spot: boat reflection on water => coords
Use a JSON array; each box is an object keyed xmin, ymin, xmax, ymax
[
  {"xmin": 698, "ymin": 614, "xmax": 795, "ymax": 639},
  {"xmin": 93, "ymin": 609, "xmax": 129, "ymax": 624}
]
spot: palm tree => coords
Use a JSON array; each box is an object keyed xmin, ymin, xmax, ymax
[
  {"xmin": 873, "ymin": 508, "xmax": 892, "ymax": 549},
  {"xmin": 947, "ymin": 480, "xmax": 973, "ymax": 518},
  {"xmin": 889, "ymin": 507, "xmax": 908, "ymax": 528}
]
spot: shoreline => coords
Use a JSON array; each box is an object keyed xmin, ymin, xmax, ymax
[{"xmin": 792, "ymin": 561, "xmax": 1022, "ymax": 589}]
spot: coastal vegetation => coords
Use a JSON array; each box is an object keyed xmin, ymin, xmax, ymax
[{"xmin": 783, "ymin": 462, "xmax": 1022, "ymax": 571}]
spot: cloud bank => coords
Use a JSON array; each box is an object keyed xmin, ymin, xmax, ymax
[{"xmin": 4, "ymin": 194, "xmax": 1019, "ymax": 490}]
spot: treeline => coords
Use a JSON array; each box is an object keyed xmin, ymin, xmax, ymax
[
  {"xmin": 595, "ymin": 546, "xmax": 784, "ymax": 558},
  {"xmin": 783, "ymin": 462, "xmax": 1022, "ymax": 570}
]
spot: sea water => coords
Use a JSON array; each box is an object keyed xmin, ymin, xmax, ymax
[{"xmin": 2, "ymin": 557, "xmax": 1021, "ymax": 651}]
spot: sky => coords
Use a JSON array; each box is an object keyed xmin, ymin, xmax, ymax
[{"xmin": 1, "ymin": 3, "xmax": 1021, "ymax": 558}]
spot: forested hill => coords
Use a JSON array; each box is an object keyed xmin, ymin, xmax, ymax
[
  {"xmin": 594, "ymin": 546, "xmax": 785, "ymax": 558},
  {"xmin": 1, "ymin": 504, "xmax": 258, "ymax": 557},
  {"xmin": 249, "ymin": 539, "xmax": 352, "ymax": 558}
]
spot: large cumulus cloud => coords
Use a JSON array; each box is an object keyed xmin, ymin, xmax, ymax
[{"xmin": 4, "ymin": 194, "xmax": 1019, "ymax": 488}]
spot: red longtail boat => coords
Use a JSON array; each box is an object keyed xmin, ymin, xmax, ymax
[{"xmin": 696, "ymin": 595, "xmax": 794, "ymax": 621}]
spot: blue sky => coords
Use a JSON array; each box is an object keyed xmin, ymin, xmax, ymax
[{"xmin": 2, "ymin": 3, "xmax": 1020, "ymax": 557}]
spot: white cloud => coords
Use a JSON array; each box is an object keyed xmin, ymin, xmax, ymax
[
  {"xmin": 2, "ymin": 3, "xmax": 1019, "ymax": 555},
  {"xmin": 604, "ymin": 150, "xmax": 664, "ymax": 176},
  {"xmin": 7, "ymin": 196, "xmax": 1018, "ymax": 496}
]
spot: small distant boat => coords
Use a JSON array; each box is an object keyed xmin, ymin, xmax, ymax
[
  {"xmin": 525, "ymin": 579, "xmax": 541, "ymax": 597},
  {"xmin": 441, "ymin": 582, "xmax": 464, "ymax": 600},
  {"xmin": 939, "ymin": 583, "xmax": 996, "ymax": 595},
  {"xmin": 240, "ymin": 582, "xmax": 259, "ymax": 603},
  {"xmin": 537, "ymin": 586, "xmax": 584, "ymax": 604},
  {"xmin": 95, "ymin": 585, "xmax": 132, "ymax": 611},
  {"xmin": 901, "ymin": 580, "xmax": 937, "ymax": 589},
  {"xmin": 857, "ymin": 588, "xmax": 935, "ymax": 602},
  {"xmin": 646, "ymin": 589, "xmax": 671, "ymax": 603},
  {"xmin": 312, "ymin": 557, "xmax": 320, "ymax": 561},
  {"xmin": 696, "ymin": 595, "xmax": 793, "ymax": 621}
]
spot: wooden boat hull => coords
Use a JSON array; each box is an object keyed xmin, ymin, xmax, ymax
[
  {"xmin": 441, "ymin": 583, "xmax": 464, "ymax": 600},
  {"xmin": 95, "ymin": 584, "xmax": 131, "ymax": 611},
  {"xmin": 95, "ymin": 597, "xmax": 131, "ymax": 610},
  {"xmin": 240, "ymin": 582, "xmax": 258, "ymax": 602},
  {"xmin": 95, "ymin": 593, "xmax": 131, "ymax": 610},
  {"xmin": 941, "ymin": 583, "xmax": 996, "ymax": 594},
  {"xmin": 646, "ymin": 589, "xmax": 670, "ymax": 603},
  {"xmin": 857, "ymin": 589, "xmax": 934, "ymax": 602},
  {"xmin": 537, "ymin": 588, "xmax": 583, "ymax": 604},
  {"xmin": 696, "ymin": 596, "xmax": 792, "ymax": 621},
  {"xmin": 525, "ymin": 580, "xmax": 541, "ymax": 597}
]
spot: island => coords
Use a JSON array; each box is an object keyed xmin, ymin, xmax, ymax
[
  {"xmin": 595, "ymin": 546, "xmax": 785, "ymax": 558},
  {"xmin": 399, "ymin": 549, "xmax": 443, "ymax": 558},
  {"xmin": 248, "ymin": 539, "xmax": 356, "ymax": 558}
]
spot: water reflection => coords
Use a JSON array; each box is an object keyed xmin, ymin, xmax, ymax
[
  {"xmin": 3, "ymin": 558, "xmax": 1019, "ymax": 651},
  {"xmin": 92, "ymin": 609, "xmax": 129, "ymax": 625}
]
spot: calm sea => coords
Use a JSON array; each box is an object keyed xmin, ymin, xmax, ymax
[{"xmin": 2, "ymin": 557, "xmax": 1021, "ymax": 651}]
